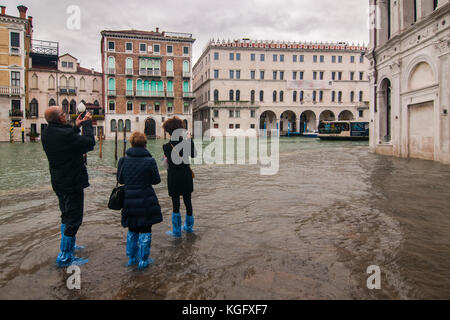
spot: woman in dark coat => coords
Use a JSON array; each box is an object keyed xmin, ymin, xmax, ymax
[
  {"xmin": 162, "ymin": 117, "xmax": 196, "ymax": 238},
  {"xmin": 117, "ymin": 132, "xmax": 162, "ymax": 269}
]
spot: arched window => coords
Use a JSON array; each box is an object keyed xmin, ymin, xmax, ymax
[
  {"xmin": 70, "ymin": 100, "xmax": 77, "ymax": 114},
  {"xmin": 137, "ymin": 79, "xmax": 143, "ymax": 95},
  {"xmin": 29, "ymin": 99, "xmax": 38, "ymax": 117},
  {"xmin": 229, "ymin": 90, "xmax": 234, "ymax": 101},
  {"xmin": 312, "ymin": 91, "xmax": 317, "ymax": 102},
  {"xmin": 319, "ymin": 91, "xmax": 323, "ymax": 102},
  {"xmin": 118, "ymin": 119, "xmax": 124, "ymax": 132},
  {"xmin": 251, "ymin": 90, "xmax": 255, "ymax": 103},
  {"xmin": 31, "ymin": 74, "xmax": 38, "ymax": 89},
  {"xmin": 60, "ymin": 76, "xmax": 67, "ymax": 87},
  {"xmin": 125, "ymin": 119, "xmax": 131, "ymax": 132},
  {"xmin": 183, "ymin": 81, "xmax": 189, "ymax": 93},
  {"xmin": 157, "ymin": 80, "xmax": 164, "ymax": 94},
  {"xmin": 48, "ymin": 75, "xmax": 55, "ymax": 90},
  {"xmin": 127, "ymin": 101, "xmax": 133, "ymax": 112},
  {"xmin": 108, "ymin": 78, "xmax": 115, "ymax": 90},
  {"xmin": 49, "ymin": 98, "xmax": 56, "ymax": 106},
  {"xmin": 359, "ymin": 91, "xmax": 363, "ymax": 102},
  {"xmin": 338, "ymin": 91, "xmax": 342, "ymax": 102},
  {"xmin": 279, "ymin": 91, "xmax": 284, "ymax": 102},
  {"xmin": 167, "ymin": 80, "xmax": 173, "ymax": 94},
  {"xmin": 109, "ymin": 100, "xmax": 115, "ymax": 111},
  {"xmin": 80, "ymin": 77, "xmax": 85, "ymax": 91},
  {"xmin": 62, "ymin": 99, "xmax": 69, "ymax": 113},
  {"xmin": 183, "ymin": 60, "xmax": 190, "ymax": 73},
  {"xmin": 214, "ymin": 89, "xmax": 219, "ymax": 102},
  {"xmin": 166, "ymin": 60, "xmax": 173, "ymax": 72},
  {"xmin": 93, "ymin": 78, "xmax": 99, "ymax": 91},
  {"xmin": 126, "ymin": 79, "xmax": 133, "ymax": 95},
  {"xmin": 108, "ymin": 56, "xmax": 115, "ymax": 72},
  {"xmin": 350, "ymin": 91, "xmax": 355, "ymax": 102},
  {"xmin": 68, "ymin": 76, "xmax": 75, "ymax": 88},
  {"xmin": 236, "ymin": 90, "xmax": 240, "ymax": 101},
  {"xmin": 273, "ymin": 91, "xmax": 277, "ymax": 102},
  {"xmin": 110, "ymin": 119, "xmax": 117, "ymax": 132},
  {"xmin": 300, "ymin": 91, "xmax": 304, "ymax": 102},
  {"xmin": 94, "ymin": 100, "xmax": 99, "ymax": 106},
  {"xmin": 293, "ymin": 91, "xmax": 297, "ymax": 102},
  {"xmin": 125, "ymin": 58, "xmax": 133, "ymax": 72},
  {"xmin": 259, "ymin": 90, "xmax": 264, "ymax": 102},
  {"xmin": 331, "ymin": 91, "xmax": 336, "ymax": 102},
  {"xmin": 149, "ymin": 80, "xmax": 154, "ymax": 93}
]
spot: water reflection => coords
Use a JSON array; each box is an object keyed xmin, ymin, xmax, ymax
[{"xmin": 0, "ymin": 138, "xmax": 449, "ymax": 299}]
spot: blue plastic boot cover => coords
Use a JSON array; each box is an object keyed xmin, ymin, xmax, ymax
[
  {"xmin": 138, "ymin": 233, "xmax": 153, "ymax": 269},
  {"xmin": 56, "ymin": 235, "xmax": 88, "ymax": 267},
  {"xmin": 61, "ymin": 224, "xmax": 85, "ymax": 251},
  {"xmin": 183, "ymin": 215, "xmax": 195, "ymax": 233},
  {"xmin": 126, "ymin": 231, "xmax": 139, "ymax": 266},
  {"xmin": 166, "ymin": 213, "xmax": 182, "ymax": 238}
]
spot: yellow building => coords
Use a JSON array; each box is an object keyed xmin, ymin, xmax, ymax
[{"xmin": 0, "ymin": 5, "xmax": 32, "ymax": 142}]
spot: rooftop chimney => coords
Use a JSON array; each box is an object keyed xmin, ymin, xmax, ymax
[
  {"xmin": 17, "ymin": 5, "xmax": 27, "ymax": 19},
  {"xmin": 1, "ymin": 6, "xmax": 6, "ymax": 15}
]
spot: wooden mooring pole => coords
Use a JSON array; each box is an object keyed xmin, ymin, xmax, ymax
[{"xmin": 115, "ymin": 127, "xmax": 118, "ymax": 161}]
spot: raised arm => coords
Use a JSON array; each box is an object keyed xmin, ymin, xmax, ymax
[{"xmin": 70, "ymin": 120, "xmax": 96, "ymax": 154}]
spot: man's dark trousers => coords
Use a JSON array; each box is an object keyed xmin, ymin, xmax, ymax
[{"xmin": 57, "ymin": 190, "xmax": 84, "ymax": 237}]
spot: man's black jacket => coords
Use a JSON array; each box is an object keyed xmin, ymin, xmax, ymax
[{"xmin": 42, "ymin": 121, "xmax": 96, "ymax": 194}]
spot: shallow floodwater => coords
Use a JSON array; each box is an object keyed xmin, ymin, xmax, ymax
[{"xmin": 0, "ymin": 137, "xmax": 449, "ymax": 299}]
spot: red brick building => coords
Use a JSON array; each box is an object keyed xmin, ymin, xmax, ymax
[{"xmin": 100, "ymin": 29, "xmax": 195, "ymax": 139}]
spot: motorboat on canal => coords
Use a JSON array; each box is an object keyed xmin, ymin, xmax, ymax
[{"xmin": 318, "ymin": 121, "xmax": 369, "ymax": 141}]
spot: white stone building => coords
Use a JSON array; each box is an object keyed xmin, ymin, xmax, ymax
[
  {"xmin": 193, "ymin": 39, "xmax": 370, "ymax": 137},
  {"xmin": 368, "ymin": 0, "xmax": 450, "ymax": 163}
]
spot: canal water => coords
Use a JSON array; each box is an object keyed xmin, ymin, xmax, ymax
[{"xmin": 0, "ymin": 137, "xmax": 449, "ymax": 299}]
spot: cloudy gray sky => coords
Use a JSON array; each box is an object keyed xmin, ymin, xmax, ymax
[{"xmin": 4, "ymin": 0, "xmax": 369, "ymax": 70}]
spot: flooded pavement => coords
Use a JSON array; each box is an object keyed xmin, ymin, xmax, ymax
[{"xmin": 0, "ymin": 138, "xmax": 449, "ymax": 300}]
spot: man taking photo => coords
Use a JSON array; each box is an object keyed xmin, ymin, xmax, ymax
[{"xmin": 42, "ymin": 106, "xmax": 95, "ymax": 267}]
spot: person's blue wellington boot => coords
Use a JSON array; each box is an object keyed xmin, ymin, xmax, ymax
[
  {"xmin": 56, "ymin": 235, "xmax": 89, "ymax": 268},
  {"xmin": 126, "ymin": 231, "xmax": 139, "ymax": 266},
  {"xmin": 166, "ymin": 213, "xmax": 182, "ymax": 238},
  {"xmin": 61, "ymin": 224, "xmax": 85, "ymax": 251},
  {"xmin": 137, "ymin": 233, "xmax": 153, "ymax": 270},
  {"xmin": 182, "ymin": 215, "xmax": 195, "ymax": 233}
]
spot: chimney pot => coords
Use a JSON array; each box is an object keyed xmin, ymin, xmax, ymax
[
  {"xmin": 1, "ymin": 6, "xmax": 6, "ymax": 15},
  {"xmin": 17, "ymin": 5, "xmax": 28, "ymax": 19}
]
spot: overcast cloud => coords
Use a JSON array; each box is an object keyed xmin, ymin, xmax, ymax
[{"xmin": 3, "ymin": 0, "xmax": 369, "ymax": 70}]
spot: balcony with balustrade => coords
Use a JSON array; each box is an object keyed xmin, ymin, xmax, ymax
[
  {"xmin": 0, "ymin": 86, "xmax": 22, "ymax": 96},
  {"xmin": 139, "ymin": 69, "xmax": 162, "ymax": 77},
  {"xmin": 59, "ymin": 86, "xmax": 77, "ymax": 95},
  {"xmin": 9, "ymin": 109, "xmax": 24, "ymax": 118},
  {"xmin": 166, "ymin": 71, "xmax": 174, "ymax": 77},
  {"xmin": 182, "ymin": 92, "xmax": 195, "ymax": 99},
  {"xmin": 166, "ymin": 91, "xmax": 174, "ymax": 98},
  {"xmin": 125, "ymin": 68, "xmax": 133, "ymax": 76},
  {"xmin": 108, "ymin": 89, "xmax": 116, "ymax": 96},
  {"xmin": 182, "ymin": 72, "xmax": 191, "ymax": 78},
  {"xmin": 135, "ymin": 90, "xmax": 165, "ymax": 98}
]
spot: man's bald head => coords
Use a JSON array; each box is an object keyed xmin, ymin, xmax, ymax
[{"xmin": 45, "ymin": 106, "xmax": 65, "ymax": 124}]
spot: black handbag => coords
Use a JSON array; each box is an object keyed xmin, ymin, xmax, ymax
[{"xmin": 108, "ymin": 162, "xmax": 125, "ymax": 210}]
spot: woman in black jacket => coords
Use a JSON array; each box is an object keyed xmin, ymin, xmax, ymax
[
  {"xmin": 162, "ymin": 117, "xmax": 196, "ymax": 238},
  {"xmin": 117, "ymin": 132, "xmax": 162, "ymax": 269}
]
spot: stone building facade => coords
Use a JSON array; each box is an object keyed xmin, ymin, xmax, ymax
[
  {"xmin": 193, "ymin": 39, "xmax": 370, "ymax": 137},
  {"xmin": 0, "ymin": 5, "xmax": 32, "ymax": 142},
  {"xmin": 27, "ymin": 53, "xmax": 104, "ymax": 138},
  {"xmin": 100, "ymin": 29, "xmax": 195, "ymax": 139},
  {"xmin": 368, "ymin": 0, "xmax": 450, "ymax": 163}
]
